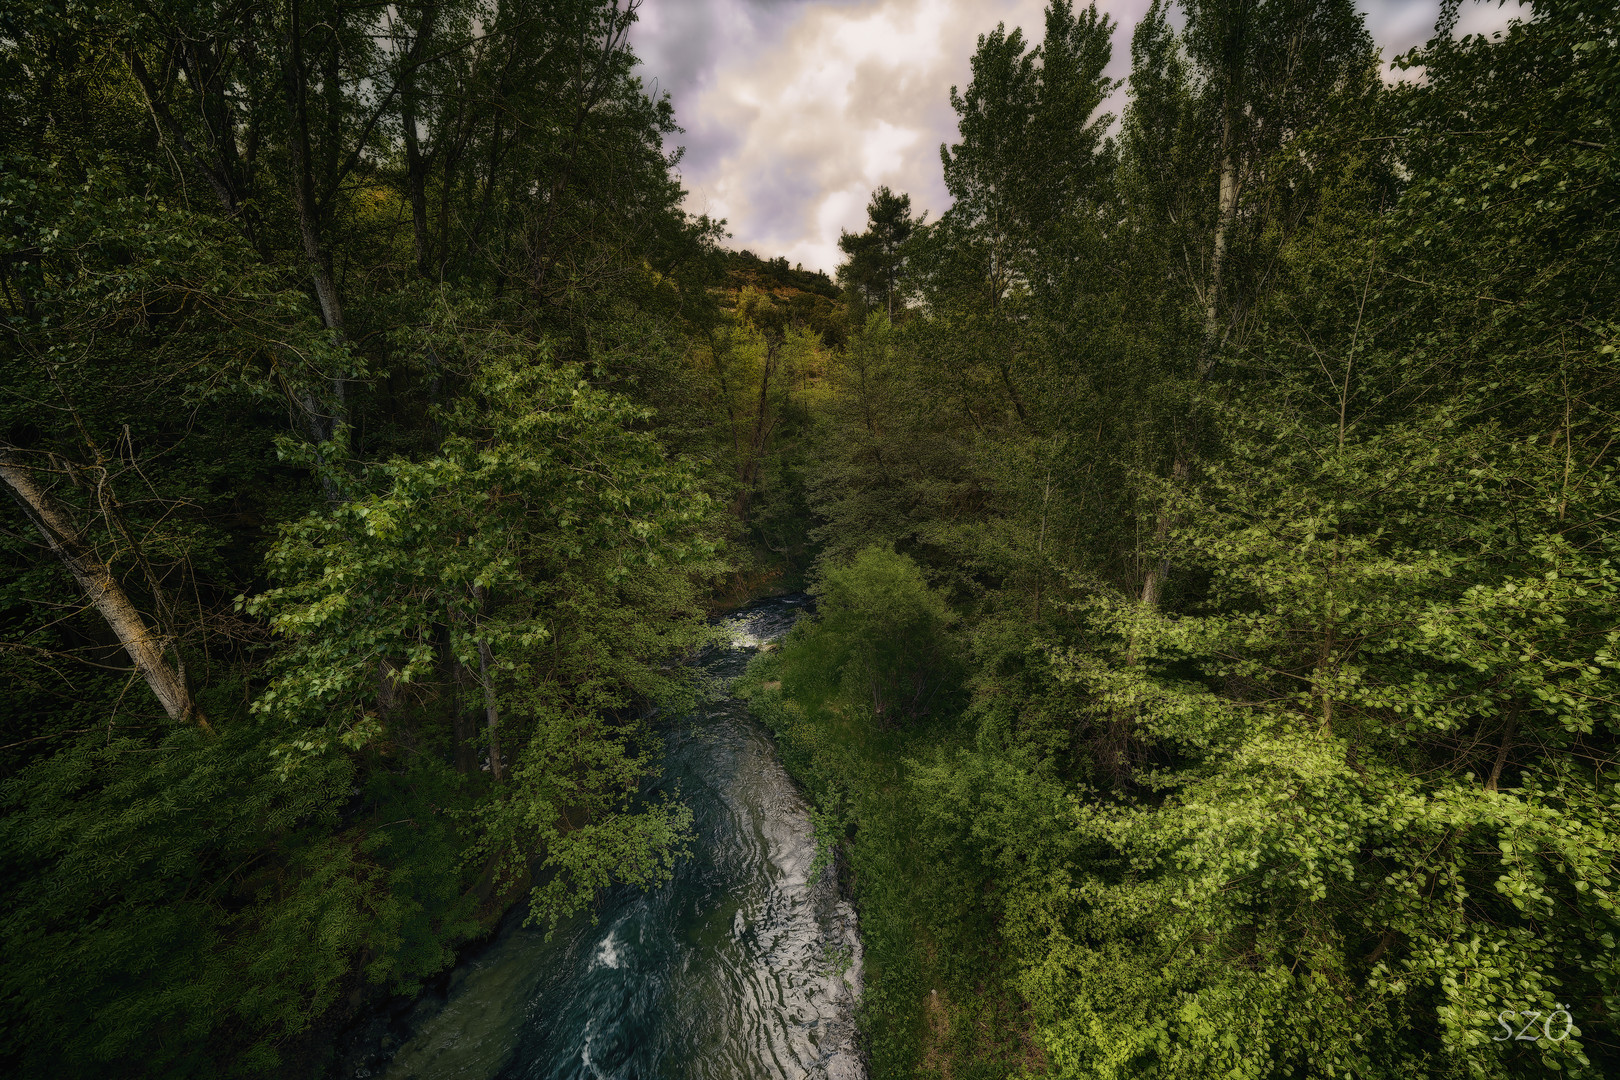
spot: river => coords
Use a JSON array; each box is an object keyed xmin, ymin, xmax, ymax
[{"xmin": 357, "ymin": 595, "xmax": 863, "ymax": 1080}]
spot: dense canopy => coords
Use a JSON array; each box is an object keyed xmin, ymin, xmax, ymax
[{"xmin": 2, "ymin": 0, "xmax": 1617, "ymax": 1077}]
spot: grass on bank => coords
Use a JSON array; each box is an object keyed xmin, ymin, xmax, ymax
[{"xmin": 734, "ymin": 548, "xmax": 1038, "ymax": 1079}]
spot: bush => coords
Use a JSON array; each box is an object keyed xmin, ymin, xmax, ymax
[{"xmin": 782, "ymin": 547, "xmax": 960, "ymax": 724}]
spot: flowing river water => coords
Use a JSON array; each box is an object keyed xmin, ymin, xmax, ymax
[{"xmin": 361, "ymin": 595, "xmax": 863, "ymax": 1080}]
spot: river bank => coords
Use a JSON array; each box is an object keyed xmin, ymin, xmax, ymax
[
  {"xmin": 305, "ymin": 579, "xmax": 812, "ymax": 1079},
  {"xmin": 736, "ymin": 653, "xmax": 1040, "ymax": 1079},
  {"xmin": 322, "ymin": 596, "xmax": 863, "ymax": 1080}
]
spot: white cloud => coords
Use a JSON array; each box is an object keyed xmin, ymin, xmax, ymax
[
  {"xmin": 635, "ymin": 0, "xmax": 1524, "ymax": 275},
  {"xmin": 645, "ymin": 0, "xmax": 1078, "ymax": 271},
  {"xmin": 861, "ymin": 121, "xmax": 921, "ymax": 183}
]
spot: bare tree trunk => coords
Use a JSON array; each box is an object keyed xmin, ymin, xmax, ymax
[
  {"xmin": 1137, "ymin": 453, "xmax": 1188, "ymax": 614},
  {"xmin": 1486, "ymin": 709, "xmax": 1517, "ymax": 792},
  {"xmin": 1197, "ymin": 113, "xmax": 1239, "ymax": 380},
  {"xmin": 442, "ymin": 623, "xmax": 477, "ymax": 775},
  {"xmin": 401, "ymin": 88, "xmax": 432, "ymax": 277},
  {"xmin": 397, "ymin": 4, "xmax": 439, "ymax": 278},
  {"xmin": 284, "ymin": 1, "xmax": 345, "ymax": 338},
  {"xmin": 476, "ymin": 638, "xmax": 502, "ymax": 781},
  {"xmin": 282, "ymin": 0, "xmax": 349, "ymax": 458},
  {"xmin": 291, "ymin": 170, "xmax": 346, "ymax": 340},
  {"xmin": 733, "ymin": 340, "xmax": 779, "ymax": 521},
  {"xmin": 281, "ymin": 0, "xmax": 349, "ymax": 499},
  {"xmin": 377, "ymin": 658, "xmax": 400, "ymax": 718},
  {"xmin": 125, "ymin": 49, "xmax": 242, "ymax": 220},
  {"xmin": 1139, "ymin": 107, "xmax": 1239, "ymax": 615},
  {"xmin": 471, "ymin": 584, "xmax": 502, "ymax": 781},
  {"xmin": 0, "ymin": 451, "xmax": 207, "ymax": 729}
]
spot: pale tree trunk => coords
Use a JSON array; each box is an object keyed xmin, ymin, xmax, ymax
[
  {"xmin": 284, "ymin": 0, "xmax": 344, "ymax": 338},
  {"xmin": 1138, "ymin": 106, "xmax": 1240, "ymax": 615},
  {"xmin": 1136, "ymin": 453, "xmax": 1189, "ymax": 618},
  {"xmin": 377, "ymin": 658, "xmax": 400, "ymax": 718},
  {"xmin": 1197, "ymin": 112, "xmax": 1240, "ymax": 380},
  {"xmin": 1485, "ymin": 708, "xmax": 1518, "ymax": 793},
  {"xmin": 471, "ymin": 583, "xmax": 502, "ymax": 781},
  {"xmin": 443, "ymin": 624, "xmax": 477, "ymax": 775},
  {"xmin": 476, "ymin": 639, "xmax": 502, "ymax": 781},
  {"xmin": 0, "ymin": 452, "xmax": 207, "ymax": 729},
  {"xmin": 279, "ymin": 3, "xmax": 351, "ymax": 508},
  {"xmin": 283, "ymin": 0, "xmax": 348, "ymax": 460}
]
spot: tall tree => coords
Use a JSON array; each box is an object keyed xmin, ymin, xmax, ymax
[
  {"xmin": 1120, "ymin": 0, "xmax": 1376, "ymax": 609},
  {"xmin": 0, "ymin": 1, "xmax": 738, "ymax": 1073},
  {"xmin": 837, "ymin": 185, "xmax": 917, "ymax": 319}
]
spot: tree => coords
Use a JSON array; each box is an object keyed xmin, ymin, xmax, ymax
[
  {"xmin": 0, "ymin": 158, "xmax": 350, "ymax": 732},
  {"xmin": 784, "ymin": 2, "xmax": 1620, "ymax": 1077},
  {"xmin": 935, "ymin": 2, "xmax": 1116, "ymax": 308},
  {"xmin": 837, "ymin": 186, "xmax": 918, "ymax": 319},
  {"xmin": 970, "ymin": 0, "xmax": 1617, "ymax": 1074},
  {"xmin": 780, "ymin": 547, "xmax": 959, "ymax": 725},
  {"xmin": 1119, "ymin": 0, "xmax": 1377, "ymax": 609},
  {"xmin": 252, "ymin": 345, "xmax": 721, "ymax": 921},
  {"xmin": 0, "ymin": 0, "xmax": 740, "ymax": 1070},
  {"xmin": 694, "ymin": 286, "xmax": 824, "ymax": 531}
]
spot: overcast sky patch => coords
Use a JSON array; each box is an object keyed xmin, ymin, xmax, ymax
[{"xmin": 631, "ymin": 0, "xmax": 1525, "ymax": 274}]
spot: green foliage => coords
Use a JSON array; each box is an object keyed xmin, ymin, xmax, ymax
[
  {"xmin": 741, "ymin": 653, "xmax": 1032, "ymax": 1080},
  {"xmin": 252, "ymin": 344, "xmax": 720, "ymax": 927},
  {"xmin": 688, "ymin": 285, "xmax": 831, "ymax": 575},
  {"xmin": 6, "ymin": 0, "xmax": 1620, "ymax": 1075},
  {"xmin": 0, "ymin": 0, "xmax": 742, "ymax": 1074},
  {"xmin": 938, "ymin": 1, "xmax": 1116, "ymax": 271},
  {"xmin": 725, "ymin": 248, "xmax": 840, "ymax": 300},
  {"xmin": 837, "ymin": 186, "xmax": 919, "ymax": 318},
  {"xmin": 0, "ymin": 154, "xmax": 341, "ymax": 764},
  {"xmin": 785, "ymin": 2, "xmax": 1620, "ymax": 1078},
  {"xmin": 0, "ymin": 712, "xmax": 479, "ymax": 1077},
  {"xmin": 1020, "ymin": 404, "xmax": 1620, "ymax": 1072},
  {"xmin": 782, "ymin": 548, "xmax": 960, "ymax": 725}
]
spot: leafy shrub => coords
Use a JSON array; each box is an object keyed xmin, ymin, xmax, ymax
[
  {"xmin": 782, "ymin": 547, "xmax": 961, "ymax": 724},
  {"xmin": 0, "ymin": 719, "xmax": 419, "ymax": 1077}
]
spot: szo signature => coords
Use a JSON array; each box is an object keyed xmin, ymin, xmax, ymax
[{"xmin": 1494, "ymin": 1006, "xmax": 1575, "ymax": 1043}]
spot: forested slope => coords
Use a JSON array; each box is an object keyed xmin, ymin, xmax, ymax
[
  {"xmin": 3, "ymin": 0, "xmax": 1618, "ymax": 1078},
  {"xmin": 0, "ymin": 1, "xmax": 827, "ymax": 1074},
  {"xmin": 748, "ymin": 1, "xmax": 1620, "ymax": 1077}
]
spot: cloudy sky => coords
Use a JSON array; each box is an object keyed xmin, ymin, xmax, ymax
[{"xmin": 630, "ymin": 0, "xmax": 1524, "ymax": 274}]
